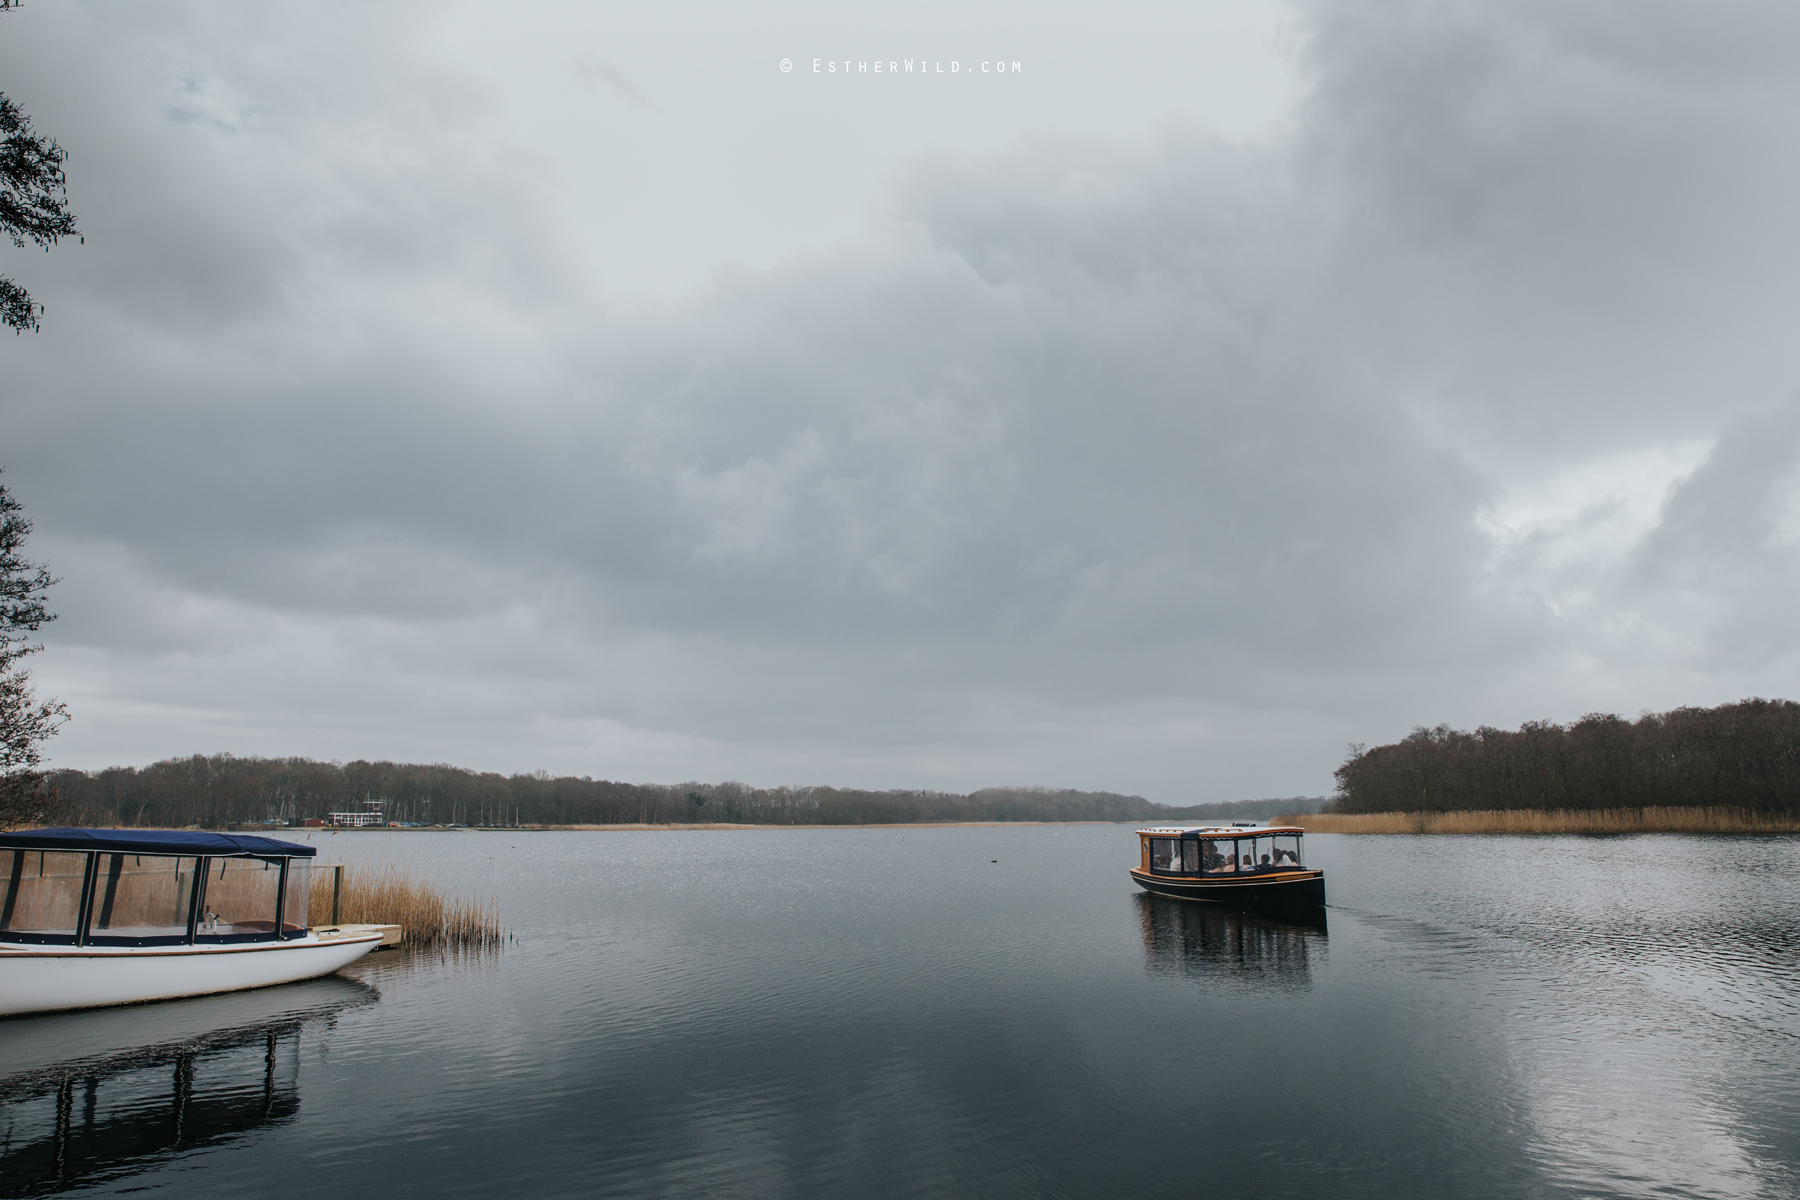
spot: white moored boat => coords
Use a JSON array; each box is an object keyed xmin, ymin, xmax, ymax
[{"xmin": 1, "ymin": 828, "xmax": 382, "ymax": 1017}]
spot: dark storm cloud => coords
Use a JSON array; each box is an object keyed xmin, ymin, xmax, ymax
[
  {"xmin": 6, "ymin": 1, "xmax": 1800, "ymax": 796},
  {"xmin": 1293, "ymin": 0, "xmax": 1800, "ymax": 451},
  {"xmin": 1629, "ymin": 402, "xmax": 1800, "ymax": 665}
]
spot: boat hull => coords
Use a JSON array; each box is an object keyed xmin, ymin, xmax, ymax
[
  {"xmin": 1129, "ymin": 868, "xmax": 1326, "ymax": 908},
  {"xmin": 0, "ymin": 935, "xmax": 383, "ymax": 1017}
]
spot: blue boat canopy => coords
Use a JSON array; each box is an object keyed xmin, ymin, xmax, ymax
[{"xmin": 0, "ymin": 827, "xmax": 317, "ymax": 858}]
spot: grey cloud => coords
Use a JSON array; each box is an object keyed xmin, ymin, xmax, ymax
[
  {"xmin": 569, "ymin": 56, "xmax": 654, "ymax": 109},
  {"xmin": 8, "ymin": 1, "xmax": 1800, "ymax": 799},
  {"xmin": 1294, "ymin": 0, "xmax": 1800, "ymax": 454},
  {"xmin": 1627, "ymin": 402, "xmax": 1800, "ymax": 665}
]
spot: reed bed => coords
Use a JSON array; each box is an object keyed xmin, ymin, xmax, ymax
[
  {"xmin": 1277, "ymin": 806, "xmax": 1800, "ymax": 835},
  {"xmin": 309, "ymin": 861, "xmax": 504, "ymax": 949}
]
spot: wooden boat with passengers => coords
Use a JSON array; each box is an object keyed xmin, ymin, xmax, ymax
[
  {"xmin": 1130, "ymin": 823, "xmax": 1325, "ymax": 907},
  {"xmin": 0, "ymin": 828, "xmax": 383, "ymax": 1017}
]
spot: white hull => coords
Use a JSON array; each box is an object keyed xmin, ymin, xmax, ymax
[{"xmin": 0, "ymin": 934, "xmax": 382, "ymax": 1017}]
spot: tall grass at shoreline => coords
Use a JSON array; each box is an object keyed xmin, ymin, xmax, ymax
[
  {"xmin": 309, "ymin": 861, "xmax": 504, "ymax": 948},
  {"xmin": 1278, "ymin": 806, "xmax": 1800, "ymax": 835}
]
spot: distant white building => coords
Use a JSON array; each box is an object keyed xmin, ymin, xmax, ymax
[{"xmin": 327, "ymin": 796, "xmax": 387, "ymax": 827}]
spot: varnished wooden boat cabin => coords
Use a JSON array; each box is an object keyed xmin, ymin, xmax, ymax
[{"xmin": 1130, "ymin": 824, "xmax": 1325, "ymax": 907}]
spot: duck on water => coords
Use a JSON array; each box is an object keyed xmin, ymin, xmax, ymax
[
  {"xmin": 0, "ymin": 828, "xmax": 382, "ymax": 1017},
  {"xmin": 1129, "ymin": 823, "xmax": 1326, "ymax": 907}
]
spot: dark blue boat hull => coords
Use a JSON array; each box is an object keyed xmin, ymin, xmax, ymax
[{"xmin": 1129, "ymin": 868, "xmax": 1326, "ymax": 908}]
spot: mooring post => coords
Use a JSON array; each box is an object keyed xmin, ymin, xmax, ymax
[{"xmin": 332, "ymin": 864, "xmax": 343, "ymax": 926}]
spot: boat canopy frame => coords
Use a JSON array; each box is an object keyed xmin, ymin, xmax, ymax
[
  {"xmin": 0, "ymin": 828, "xmax": 316, "ymax": 858},
  {"xmin": 0, "ymin": 828, "xmax": 317, "ymax": 949}
]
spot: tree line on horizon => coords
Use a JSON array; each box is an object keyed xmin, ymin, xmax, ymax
[
  {"xmin": 35, "ymin": 754, "xmax": 1323, "ymax": 829},
  {"xmin": 1330, "ymin": 698, "xmax": 1800, "ymax": 814}
]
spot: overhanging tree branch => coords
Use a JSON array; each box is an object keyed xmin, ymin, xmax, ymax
[
  {"xmin": 1, "ymin": 4, "xmax": 80, "ymax": 333},
  {"xmin": 0, "ymin": 469, "xmax": 68, "ymax": 828}
]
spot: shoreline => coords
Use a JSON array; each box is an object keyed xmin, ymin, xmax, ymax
[
  {"xmin": 1278, "ymin": 805, "xmax": 1800, "ymax": 835},
  {"xmin": 291, "ymin": 820, "xmax": 1125, "ymax": 832},
  {"xmin": 66, "ymin": 807, "xmax": 1800, "ymax": 835}
]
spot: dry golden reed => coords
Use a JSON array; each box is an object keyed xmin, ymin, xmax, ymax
[
  {"xmin": 308, "ymin": 861, "xmax": 504, "ymax": 948},
  {"xmin": 1277, "ymin": 806, "xmax": 1800, "ymax": 835}
]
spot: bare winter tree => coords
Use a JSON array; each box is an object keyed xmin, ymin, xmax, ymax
[
  {"xmin": 1, "ymin": 0, "xmax": 80, "ymax": 332},
  {"xmin": 0, "ymin": 469, "xmax": 68, "ymax": 828}
]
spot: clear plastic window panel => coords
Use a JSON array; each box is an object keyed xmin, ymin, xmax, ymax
[
  {"xmin": 1150, "ymin": 838, "xmax": 1176, "ymax": 870},
  {"xmin": 88, "ymin": 855, "xmax": 200, "ymax": 942},
  {"xmin": 198, "ymin": 857, "xmax": 282, "ymax": 940},
  {"xmin": 0, "ymin": 850, "xmax": 88, "ymax": 940},
  {"xmin": 280, "ymin": 860, "xmax": 311, "ymax": 937}
]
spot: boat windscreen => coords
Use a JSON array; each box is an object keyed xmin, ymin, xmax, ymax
[{"xmin": 1149, "ymin": 838, "xmax": 1178, "ymax": 871}]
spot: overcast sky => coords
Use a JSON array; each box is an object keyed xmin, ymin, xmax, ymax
[{"xmin": 5, "ymin": 1, "xmax": 1800, "ymax": 802}]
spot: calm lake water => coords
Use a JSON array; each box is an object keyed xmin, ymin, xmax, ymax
[{"xmin": 3, "ymin": 827, "xmax": 1797, "ymax": 1198}]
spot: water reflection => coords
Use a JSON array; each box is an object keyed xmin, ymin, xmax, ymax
[
  {"xmin": 0, "ymin": 981, "xmax": 376, "ymax": 1196},
  {"xmin": 1136, "ymin": 894, "xmax": 1328, "ymax": 991}
]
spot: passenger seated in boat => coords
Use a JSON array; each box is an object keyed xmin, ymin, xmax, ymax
[
  {"xmin": 1241, "ymin": 854, "xmax": 1254, "ymax": 870},
  {"xmin": 1260, "ymin": 853, "xmax": 1273, "ymax": 869}
]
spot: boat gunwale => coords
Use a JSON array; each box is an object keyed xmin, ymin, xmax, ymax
[
  {"xmin": 0, "ymin": 932, "xmax": 383, "ymax": 959},
  {"xmin": 1127, "ymin": 866, "xmax": 1323, "ymax": 885},
  {"xmin": 1134, "ymin": 825, "xmax": 1308, "ymax": 838}
]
